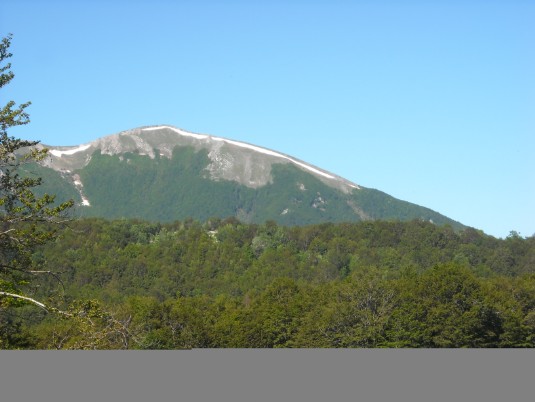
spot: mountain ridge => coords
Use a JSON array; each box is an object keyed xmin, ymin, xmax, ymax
[
  {"xmin": 42, "ymin": 125, "xmax": 359, "ymax": 192},
  {"xmin": 28, "ymin": 125, "xmax": 465, "ymax": 230}
]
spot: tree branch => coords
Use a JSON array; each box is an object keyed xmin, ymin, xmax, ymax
[
  {"xmin": 0, "ymin": 291, "xmax": 73, "ymax": 317},
  {"xmin": 0, "ymin": 291, "xmax": 48, "ymax": 311}
]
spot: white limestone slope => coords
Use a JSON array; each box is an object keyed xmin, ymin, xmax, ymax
[
  {"xmin": 44, "ymin": 124, "xmax": 360, "ymax": 194},
  {"xmin": 140, "ymin": 125, "xmax": 360, "ymax": 191},
  {"xmin": 143, "ymin": 125, "xmax": 336, "ymax": 179}
]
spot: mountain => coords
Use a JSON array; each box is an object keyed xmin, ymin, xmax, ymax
[{"xmin": 27, "ymin": 125, "xmax": 464, "ymax": 229}]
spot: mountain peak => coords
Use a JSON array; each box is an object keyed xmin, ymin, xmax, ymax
[
  {"xmin": 44, "ymin": 125, "xmax": 360, "ymax": 192},
  {"xmin": 33, "ymin": 125, "xmax": 464, "ymax": 230}
]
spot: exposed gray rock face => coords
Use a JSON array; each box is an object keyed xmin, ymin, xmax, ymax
[
  {"xmin": 43, "ymin": 125, "xmax": 360, "ymax": 192},
  {"xmin": 29, "ymin": 124, "xmax": 464, "ymax": 230}
]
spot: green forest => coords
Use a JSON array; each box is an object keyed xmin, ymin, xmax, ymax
[
  {"xmin": 3, "ymin": 218, "xmax": 535, "ymax": 349},
  {"xmin": 1, "ymin": 34, "xmax": 534, "ymax": 349},
  {"xmin": 27, "ymin": 145, "xmax": 464, "ymax": 229}
]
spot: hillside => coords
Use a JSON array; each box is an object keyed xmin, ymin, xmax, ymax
[{"xmin": 26, "ymin": 125, "xmax": 464, "ymax": 229}]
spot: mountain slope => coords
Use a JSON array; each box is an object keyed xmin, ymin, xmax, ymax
[{"xmin": 31, "ymin": 125, "xmax": 464, "ymax": 229}]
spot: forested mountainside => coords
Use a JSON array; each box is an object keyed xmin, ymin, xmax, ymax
[
  {"xmin": 26, "ymin": 125, "xmax": 465, "ymax": 229},
  {"xmin": 3, "ymin": 218, "xmax": 533, "ymax": 349}
]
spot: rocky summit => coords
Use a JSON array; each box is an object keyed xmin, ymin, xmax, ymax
[{"xmin": 30, "ymin": 125, "xmax": 463, "ymax": 228}]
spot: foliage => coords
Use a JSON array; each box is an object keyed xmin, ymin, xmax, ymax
[
  {"xmin": 0, "ymin": 34, "xmax": 74, "ymax": 348},
  {"xmin": 12, "ymin": 217, "xmax": 533, "ymax": 349}
]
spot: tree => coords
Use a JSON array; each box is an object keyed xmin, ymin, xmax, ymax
[
  {"xmin": 294, "ymin": 270, "xmax": 395, "ymax": 348},
  {"xmin": 385, "ymin": 263, "xmax": 501, "ymax": 347},
  {"xmin": 0, "ymin": 34, "xmax": 74, "ymax": 321}
]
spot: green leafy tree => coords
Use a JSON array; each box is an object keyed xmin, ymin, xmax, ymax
[
  {"xmin": 0, "ymin": 34, "xmax": 74, "ymax": 326},
  {"xmin": 295, "ymin": 270, "xmax": 395, "ymax": 347},
  {"xmin": 386, "ymin": 263, "xmax": 502, "ymax": 347},
  {"xmin": 238, "ymin": 278, "xmax": 310, "ymax": 348}
]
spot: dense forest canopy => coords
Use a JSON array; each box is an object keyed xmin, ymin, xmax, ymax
[{"xmin": 3, "ymin": 217, "xmax": 534, "ymax": 349}]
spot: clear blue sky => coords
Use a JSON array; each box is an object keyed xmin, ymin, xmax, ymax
[{"xmin": 2, "ymin": 0, "xmax": 534, "ymax": 238}]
